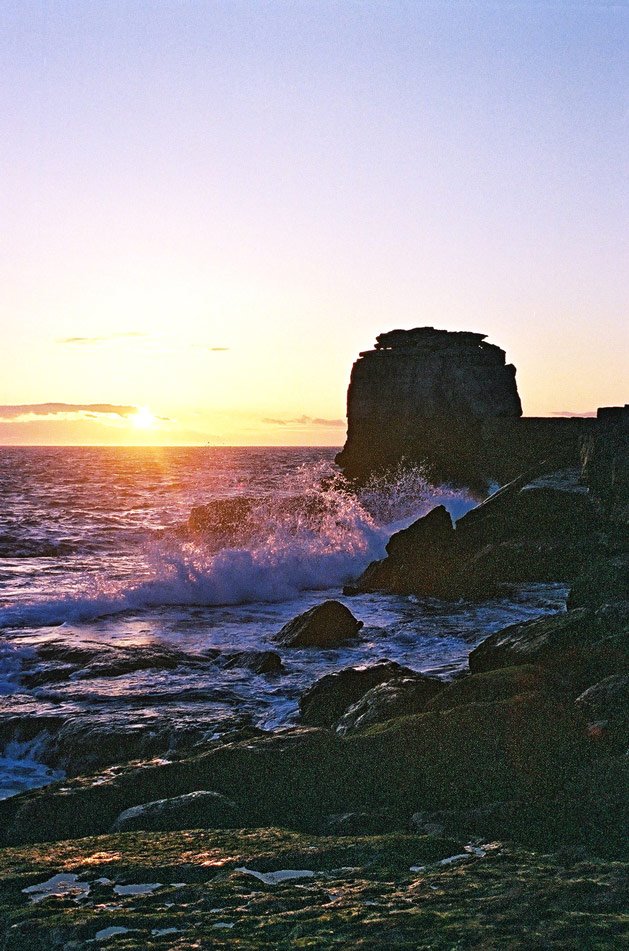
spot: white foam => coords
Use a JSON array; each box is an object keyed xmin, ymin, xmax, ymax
[
  {"xmin": 0, "ymin": 467, "xmax": 478, "ymax": 628},
  {"xmin": 0, "ymin": 739, "xmax": 64, "ymax": 801}
]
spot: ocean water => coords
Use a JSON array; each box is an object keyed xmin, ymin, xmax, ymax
[{"xmin": 0, "ymin": 446, "xmax": 566, "ymax": 799}]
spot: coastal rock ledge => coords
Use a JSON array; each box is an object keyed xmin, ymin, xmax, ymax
[{"xmin": 336, "ymin": 327, "xmax": 593, "ymax": 488}]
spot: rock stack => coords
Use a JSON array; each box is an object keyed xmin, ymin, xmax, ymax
[{"xmin": 336, "ymin": 327, "xmax": 593, "ymax": 488}]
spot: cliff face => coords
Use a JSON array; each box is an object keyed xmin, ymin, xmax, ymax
[
  {"xmin": 336, "ymin": 328, "xmax": 522, "ymax": 486},
  {"xmin": 581, "ymin": 404, "xmax": 629, "ymax": 526},
  {"xmin": 336, "ymin": 327, "xmax": 594, "ymax": 488}
]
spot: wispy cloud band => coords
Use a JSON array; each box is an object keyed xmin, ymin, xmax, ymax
[
  {"xmin": 262, "ymin": 415, "xmax": 345, "ymax": 427},
  {"xmin": 58, "ymin": 332, "xmax": 148, "ymax": 345},
  {"xmin": 0, "ymin": 403, "xmax": 138, "ymax": 421}
]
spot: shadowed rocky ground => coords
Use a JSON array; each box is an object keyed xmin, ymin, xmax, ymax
[{"xmin": 1, "ymin": 828, "xmax": 627, "ymax": 949}]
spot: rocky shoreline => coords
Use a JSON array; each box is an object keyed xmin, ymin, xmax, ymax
[{"xmin": 0, "ymin": 332, "xmax": 626, "ymax": 948}]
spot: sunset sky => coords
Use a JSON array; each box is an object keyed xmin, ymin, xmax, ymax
[{"xmin": 1, "ymin": 0, "xmax": 627, "ymax": 446}]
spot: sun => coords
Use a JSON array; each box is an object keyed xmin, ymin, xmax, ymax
[{"xmin": 131, "ymin": 406, "xmax": 157, "ymax": 430}]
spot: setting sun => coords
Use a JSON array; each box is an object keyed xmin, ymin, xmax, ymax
[{"xmin": 132, "ymin": 406, "xmax": 157, "ymax": 430}]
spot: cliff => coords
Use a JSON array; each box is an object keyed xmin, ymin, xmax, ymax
[{"xmin": 336, "ymin": 327, "xmax": 594, "ymax": 487}]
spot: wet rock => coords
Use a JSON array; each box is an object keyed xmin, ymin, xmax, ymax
[
  {"xmin": 424, "ymin": 665, "xmax": 553, "ymax": 712},
  {"xmin": 0, "ymin": 727, "xmax": 344, "ymax": 845},
  {"xmin": 222, "ymin": 650, "xmax": 284, "ymax": 675},
  {"xmin": 111, "ymin": 789, "xmax": 241, "ymax": 832},
  {"xmin": 347, "ymin": 467, "xmax": 602, "ymax": 600},
  {"xmin": 0, "ymin": 690, "xmax": 597, "ymax": 849},
  {"xmin": 335, "ymin": 675, "xmax": 444, "ymax": 736},
  {"xmin": 21, "ymin": 640, "xmax": 218, "ymax": 686},
  {"xmin": 575, "ymin": 673, "xmax": 629, "ymax": 746},
  {"xmin": 299, "ymin": 660, "xmax": 421, "ymax": 728},
  {"xmin": 468, "ymin": 606, "xmax": 629, "ymax": 689},
  {"xmin": 567, "ymin": 556, "xmax": 629, "ymax": 610},
  {"xmin": 274, "ymin": 600, "xmax": 363, "ymax": 648},
  {"xmin": 456, "ymin": 475, "xmax": 597, "ymax": 550},
  {"xmin": 345, "ymin": 506, "xmax": 460, "ymax": 597}
]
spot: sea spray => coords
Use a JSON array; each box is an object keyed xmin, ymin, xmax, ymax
[{"xmin": 0, "ymin": 463, "xmax": 478, "ymax": 628}]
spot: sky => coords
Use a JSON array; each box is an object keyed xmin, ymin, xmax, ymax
[{"xmin": 1, "ymin": 0, "xmax": 627, "ymax": 446}]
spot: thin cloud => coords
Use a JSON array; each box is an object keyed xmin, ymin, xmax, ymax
[
  {"xmin": 58, "ymin": 332, "xmax": 148, "ymax": 345},
  {"xmin": 551, "ymin": 410, "xmax": 597, "ymax": 418},
  {"xmin": 262, "ymin": 415, "xmax": 345, "ymax": 427},
  {"xmin": 0, "ymin": 403, "xmax": 138, "ymax": 421},
  {"xmin": 190, "ymin": 344, "xmax": 230, "ymax": 351}
]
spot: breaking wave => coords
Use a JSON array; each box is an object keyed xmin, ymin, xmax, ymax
[{"xmin": 0, "ymin": 464, "xmax": 479, "ymax": 628}]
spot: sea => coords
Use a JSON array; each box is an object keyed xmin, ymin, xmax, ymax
[{"xmin": 0, "ymin": 446, "xmax": 566, "ymax": 800}]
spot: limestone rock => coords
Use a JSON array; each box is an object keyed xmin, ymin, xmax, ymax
[
  {"xmin": 274, "ymin": 600, "xmax": 363, "ymax": 648},
  {"xmin": 299, "ymin": 660, "xmax": 420, "ymax": 727},
  {"xmin": 336, "ymin": 327, "xmax": 522, "ymax": 486},
  {"xmin": 335, "ymin": 675, "xmax": 444, "ymax": 736},
  {"xmin": 111, "ymin": 789, "xmax": 241, "ymax": 832},
  {"xmin": 336, "ymin": 327, "xmax": 596, "ymax": 487},
  {"xmin": 468, "ymin": 606, "xmax": 629, "ymax": 692}
]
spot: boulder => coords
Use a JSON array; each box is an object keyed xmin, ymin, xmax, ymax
[
  {"xmin": 567, "ymin": 556, "xmax": 629, "ymax": 610},
  {"xmin": 424, "ymin": 666, "xmax": 553, "ymax": 712},
  {"xmin": 274, "ymin": 601, "xmax": 363, "ymax": 648},
  {"xmin": 575, "ymin": 674, "xmax": 629, "ymax": 730},
  {"xmin": 335, "ymin": 675, "xmax": 444, "ymax": 736},
  {"xmin": 346, "ymin": 469, "xmax": 602, "ymax": 600},
  {"xmin": 468, "ymin": 607, "xmax": 629, "ymax": 692},
  {"xmin": 1, "ymin": 727, "xmax": 344, "ymax": 845},
  {"xmin": 222, "ymin": 650, "xmax": 284, "ymax": 674},
  {"xmin": 345, "ymin": 506, "xmax": 459, "ymax": 597},
  {"xmin": 0, "ymin": 694, "xmax": 598, "ymax": 848},
  {"xmin": 299, "ymin": 661, "xmax": 422, "ymax": 728},
  {"xmin": 111, "ymin": 789, "xmax": 241, "ymax": 832}
]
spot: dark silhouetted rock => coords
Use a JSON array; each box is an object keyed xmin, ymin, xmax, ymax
[
  {"xmin": 274, "ymin": 600, "xmax": 363, "ymax": 648},
  {"xmin": 425, "ymin": 666, "xmax": 553, "ymax": 712},
  {"xmin": 336, "ymin": 327, "xmax": 522, "ymax": 487},
  {"xmin": 581, "ymin": 404, "xmax": 629, "ymax": 526},
  {"xmin": 111, "ymin": 789, "xmax": 241, "ymax": 832},
  {"xmin": 345, "ymin": 506, "xmax": 459, "ymax": 597},
  {"xmin": 299, "ymin": 661, "xmax": 420, "ymax": 728},
  {"xmin": 575, "ymin": 674, "xmax": 629, "ymax": 729},
  {"xmin": 335, "ymin": 676, "xmax": 444, "ymax": 736},
  {"xmin": 222, "ymin": 650, "xmax": 284, "ymax": 674},
  {"xmin": 567, "ymin": 556, "xmax": 629, "ymax": 610}
]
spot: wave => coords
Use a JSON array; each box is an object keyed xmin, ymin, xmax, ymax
[{"xmin": 0, "ymin": 464, "xmax": 479, "ymax": 628}]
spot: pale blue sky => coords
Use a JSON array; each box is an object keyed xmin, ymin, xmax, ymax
[{"xmin": 1, "ymin": 1, "xmax": 627, "ymax": 443}]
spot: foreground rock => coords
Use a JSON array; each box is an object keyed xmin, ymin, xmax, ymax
[
  {"xmin": 299, "ymin": 660, "xmax": 429, "ymax": 727},
  {"xmin": 5, "ymin": 827, "xmax": 625, "ymax": 950},
  {"xmin": 336, "ymin": 676, "xmax": 444, "ymax": 736},
  {"xmin": 2, "ymin": 687, "xmax": 621, "ymax": 852},
  {"xmin": 274, "ymin": 600, "xmax": 363, "ymax": 648},
  {"xmin": 111, "ymin": 790, "xmax": 241, "ymax": 833},
  {"xmin": 468, "ymin": 605, "xmax": 629, "ymax": 691}
]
